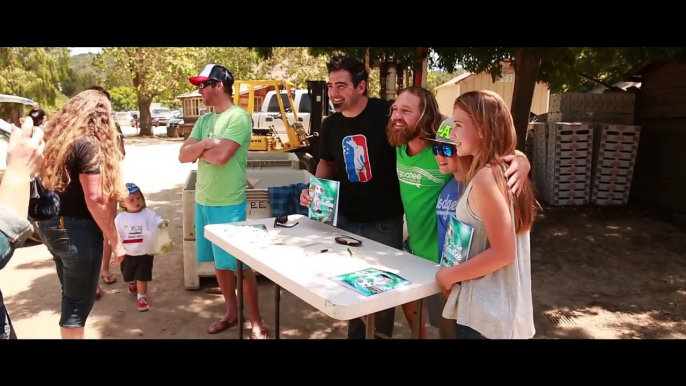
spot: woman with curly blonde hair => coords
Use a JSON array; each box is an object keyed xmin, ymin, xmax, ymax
[{"xmin": 38, "ymin": 89, "xmax": 128, "ymax": 339}]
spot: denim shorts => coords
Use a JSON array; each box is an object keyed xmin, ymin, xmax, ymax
[{"xmin": 39, "ymin": 216, "xmax": 103, "ymax": 328}]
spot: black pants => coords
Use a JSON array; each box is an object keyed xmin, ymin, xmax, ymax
[
  {"xmin": 121, "ymin": 254, "xmax": 154, "ymax": 282},
  {"xmin": 335, "ymin": 214, "xmax": 404, "ymax": 339}
]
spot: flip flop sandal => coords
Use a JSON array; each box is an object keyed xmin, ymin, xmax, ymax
[
  {"xmin": 207, "ymin": 319, "xmax": 238, "ymax": 334},
  {"xmin": 250, "ymin": 329, "xmax": 270, "ymax": 339},
  {"xmin": 101, "ymin": 273, "xmax": 117, "ymax": 285}
]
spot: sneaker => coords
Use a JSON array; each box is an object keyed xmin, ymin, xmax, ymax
[
  {"xmin": 137, "ymin": 297, "xmax": 149, "ymax": 312},
  {"xmin": 127, "ymin": 283, "xmax": 137, "ymax": 294}
]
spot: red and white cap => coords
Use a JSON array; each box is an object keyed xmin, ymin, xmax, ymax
[{"xmin": 189, "ymin": 64, "xmax": 234, "ymax": 86}]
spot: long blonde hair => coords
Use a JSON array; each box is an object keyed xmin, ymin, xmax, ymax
[
  {"xmin": 41, "ymin": 89, "xmax": 127, "ymax": 201},
  {"xmin": 453, "ymin": 90, "xmax": 539, "ymax": 233}
]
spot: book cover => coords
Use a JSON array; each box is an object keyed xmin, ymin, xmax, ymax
[
  {"xmin": 308, "ymin": 177, "xmax": 340, "ymax": 226},
  {"xmin": 440, "ymin": 216, "xmax": 474, "ymax": 267},
  {"xmin": 330, "ymin": 268, "xmax": 411, "ymax": 297}
]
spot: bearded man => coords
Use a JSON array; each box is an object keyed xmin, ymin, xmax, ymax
[{"xmin": 388, "ymin": 86, "xmax": 531, "ymax": 339}]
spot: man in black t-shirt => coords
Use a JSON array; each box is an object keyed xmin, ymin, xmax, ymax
[
  {"xmin": 28, "ymin": 103, "xmax": 46, "ymax": 126},
  {"xmin": 299, "ymin": 56, "xmax": 403, "ymax": 339}
]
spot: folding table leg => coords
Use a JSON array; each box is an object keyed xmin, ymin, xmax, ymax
[
  {"xmin": 274, "ymin": 283, "xmax": 280, "ymax": 339},
  {"xmin": 236, "ymin": 260, "xmax": 244, "ymax": 339},
  {"xmin": 411, "ymin": 298, "xmax": 424, "ymax": 339},
  {"xmin": 365, "ymin": 313, "xmax": 375, "ymax": 339}
]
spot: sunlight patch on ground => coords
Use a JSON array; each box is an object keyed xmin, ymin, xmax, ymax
[
  {"xmin": 176, "ymin": 297, "xmax": 225, "ymax": 318},
  {"xmin": 11, "ymin": 311, "xmax": 110, "ymax": 339},
  {"xmin": 549, "ymin": 306, "xmax": 686, "ymax": 339}
]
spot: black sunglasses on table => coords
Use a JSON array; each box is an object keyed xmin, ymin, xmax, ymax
[
  {"xmin": 432, "ymin": 143, "xmax": 456, "ymax": 157},
  {"xmin": 274, "ymin": 216, "xmax": 299, "ymax": 228}
]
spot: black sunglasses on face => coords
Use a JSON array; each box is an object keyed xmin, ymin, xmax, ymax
[
  {"xmin": 199, "ymin": 80, "xmax": 218, "ymax": 89},
  {"xmin": 432, "ymin": 143, "xmax": 456, "ymax": 157}
]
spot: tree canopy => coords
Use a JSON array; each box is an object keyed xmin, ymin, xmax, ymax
[
  {"xmin": 252, "ymin": 46, "xmax": 684, "ymax": 149},
  {"xmin": 0, "ymin": 47, "xmax": 70, "ymax": 107}
]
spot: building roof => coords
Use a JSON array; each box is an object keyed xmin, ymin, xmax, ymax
[
  {"xmin": 623, "ymin": 60, "xmax": 655, "ymax": 82},
  {"xmin": 434, "ymin": 72, "xmax": 474, "ymax": 90}
]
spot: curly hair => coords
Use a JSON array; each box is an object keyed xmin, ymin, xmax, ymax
[{"xmin": 40, "ymin": 89, "xmax": 127, "ymax": 201}]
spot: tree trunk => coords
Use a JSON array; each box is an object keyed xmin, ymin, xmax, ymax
[
  {"xmin": 137, "ymin": 95, "xmax": 153, "ymax": 136},
  {"xmin": 379, "ymin": 61, "xmax": 388, "ymax": 99},
  {"xmin": 511, "ymin": 48, "xmax": 542, "ymax": 151}
]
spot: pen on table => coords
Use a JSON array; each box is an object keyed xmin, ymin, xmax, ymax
[{"xmin": 347, "ymin": 248, "xmax": 353, "ymax": 257}]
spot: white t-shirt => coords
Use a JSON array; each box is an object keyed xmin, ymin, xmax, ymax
[{"xmin": 115, "ymin": 208, "xmax": 164, "ymax": 256}]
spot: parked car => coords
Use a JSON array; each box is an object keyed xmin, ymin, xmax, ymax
[
  {"xmin": 114, "ymin": 111, "xmax": 134, "ymax": 126},
  {"xmin": 166, "ymin": 113, "xmax": 184, "ymax": 137},
  {"xmin": 151, "ymin": 108, "xmax": 173, "ymax": 126}
]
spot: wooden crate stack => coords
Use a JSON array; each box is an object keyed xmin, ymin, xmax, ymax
[
  {"xmin": 530, "ymin": 122, "xmax": 548, "ymax": 191},
  {"xmin": 541, "ymin": 123, "xmax": 594, "ymax": 205},
  {"xmin": 590, "ymin": 124, "xmax": 641, "ymax": 205},
  {"xmin": 547, "ymin": 93, "xmax": 635, "ymax": 125}
]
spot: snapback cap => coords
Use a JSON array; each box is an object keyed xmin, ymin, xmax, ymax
[
  {"xmin": 423, "ymin": 118, "xmax": 457, "ymax": 145},
  {"xmin": 189, "ymin": 64, "xmax": 234, "ymax": 86},
  {"xmin": 126, "ymin": 182, "xmax": 140, "ymax": 195}
]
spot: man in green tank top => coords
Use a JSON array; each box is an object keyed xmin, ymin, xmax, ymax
[{"xmin": 387, "ymin": 86, "xmax": 531, "ymax": 338}]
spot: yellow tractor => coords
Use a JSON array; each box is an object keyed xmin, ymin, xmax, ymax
[{"xmin": 234, "ymin": 79, "xmax": 322, "ymax": 172}]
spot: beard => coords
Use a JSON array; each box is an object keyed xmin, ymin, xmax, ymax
[{"xmin": 387, "ymin": 119, "xmax": 421, "ymax": 147}]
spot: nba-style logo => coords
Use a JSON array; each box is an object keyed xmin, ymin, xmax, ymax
[{"xmin": 342, "ymin": 134, "xmax": 372, "ymax": 182}]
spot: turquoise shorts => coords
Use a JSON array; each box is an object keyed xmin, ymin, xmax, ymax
[{"xmin": 195, "ymin": 200, "xmax": 248, "ymax": 271}]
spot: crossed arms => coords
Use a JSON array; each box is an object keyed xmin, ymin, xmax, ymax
[{"xmin": 178, "ymin": 137, "xmax": 240, "ymax": 165}]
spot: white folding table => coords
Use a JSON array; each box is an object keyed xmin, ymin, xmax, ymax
[{"xmin": 204, "ymin": 215, "xmax": 442, "ymax": 339}]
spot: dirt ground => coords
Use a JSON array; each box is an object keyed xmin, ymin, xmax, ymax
[{"xmin": 1, "ymin": 136, "xmax": 684, "ymax": 339}]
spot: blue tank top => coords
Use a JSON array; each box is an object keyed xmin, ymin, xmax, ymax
[{"xmin": 436, "ymin": 177, "xmax": 462, "ymax": 257}]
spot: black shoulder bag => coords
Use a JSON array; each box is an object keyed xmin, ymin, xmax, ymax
[{"xmin": 29, "ymin": 175, "xmax": 61, "ymax": 221}]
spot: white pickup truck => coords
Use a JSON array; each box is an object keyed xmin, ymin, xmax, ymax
[{"xmin": 253, "ymin": 89, "xmax": 333, "ymax": 143}]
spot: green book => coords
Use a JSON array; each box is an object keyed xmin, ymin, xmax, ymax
[
  {"xmin": 440, "ymin": 216, "xmax": 474, "ymax": 268},
  {"xmin": 308, "ymin": 177, "xmax": 340, "ymax": 226},
  {"xmin": 330, "ymin": 268, "xmax": 410, "ymax": 297}
]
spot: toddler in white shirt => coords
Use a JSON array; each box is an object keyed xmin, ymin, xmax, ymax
[{"xmin": 115, "ymin": 183, "xmax": 170, "ymax": 311}]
